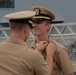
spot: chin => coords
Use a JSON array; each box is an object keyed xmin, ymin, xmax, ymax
[
  {"xmin": 34, "ymin": 33, "xmax": 38, "ymax": 36},
  {"xmin": 33, "ymin": 32, "xmax": 39, "ymax": 35},
  {"xmin": 35, "ymin": 34, "xmax": 41, "ymax": 37}
]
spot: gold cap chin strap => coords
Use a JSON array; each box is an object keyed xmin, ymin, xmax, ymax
[
  {"xmin": 33, "ymin": 16, "xmax": 51, "ymax": 20},
  {"xmin": 29, "ymin": 20, "xmax": 33, "ymax": 24},
  {"xmin": 29, "ymin": 16, "xmax": 51, "ymax": 24}
]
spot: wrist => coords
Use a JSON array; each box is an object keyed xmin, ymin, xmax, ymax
[
  {"xmin": 46, "ymin": 53, "xmax": 53, "ymax": 57},
  {"xmin": 46, "ymin": 52, "xmax": 54, "ymax": 56}
]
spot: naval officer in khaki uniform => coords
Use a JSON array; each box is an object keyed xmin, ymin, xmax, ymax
[
  {"xmin": 0, "ymin": 10, "xmax": 52, "ymax": 75},
  {"xmin": 28, "ymin": 6, "xmax": 74, "ymax": 75}
]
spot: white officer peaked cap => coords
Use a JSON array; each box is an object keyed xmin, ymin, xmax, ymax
[
  {"xmin": 4, "ymin": 11, "xmax": 36, "ymax": 19},
  {"xmin": 4, "ymin": 11, "xmax": 36, "ymax": 29}
]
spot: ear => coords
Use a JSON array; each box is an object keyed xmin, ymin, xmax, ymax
[
  {"xmin": 24, "ymin": 26, "xmax": 27, "ymax": 33},
  {"xmin": 24, "ymin": 25, "xmax": 30, "ymax": 34},
  {"xmin": 46, "ymin": 24, "xmax": 51, "ymax": 30}
]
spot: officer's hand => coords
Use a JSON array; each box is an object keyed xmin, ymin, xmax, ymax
[
  {"xmin": 46, "ymin": 42, "xmax": 56, "ymax": 55},
  {"xmin": 36, "ymin": 41, "xmax": 48, "ymax": 52}
]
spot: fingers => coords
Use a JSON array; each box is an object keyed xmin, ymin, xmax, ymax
[
  {"xmin": 36, "ymin": 41, "xmax": 48, "ymax": 52},
  {"xmin": 48, "ymin": 41, "xmax": 56, "ymax": 46},
  {"xmin": 39, "ymin": 41, "xmax": 48, "ymax": 46},
  {"xmin": 46, "ymin": 41, "xmax": 57, "ymax": 51},
  {"xmin": 43, "ymin": 41, "xmax": 48, "ymax": 46},
  {"xmin": 50, "ymin": 42, "xmax": 56, "ymax": 49}
]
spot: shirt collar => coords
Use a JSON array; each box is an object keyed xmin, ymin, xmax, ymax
[
  {"xmin": 6, "ymin": 37, "xmax": 27, "ymax": 46},
  {"xmin": 30, "ymin": 37, "xmax": 53, "ymax": 49}
]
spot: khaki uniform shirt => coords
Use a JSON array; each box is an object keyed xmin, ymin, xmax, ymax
[
  {"xmin": 28, "ymin": 38, "xmax": 74, "ymax": 75},
  {"xmin": 0, "ymin": 37, "xmax": 50, "ymax": 75}
]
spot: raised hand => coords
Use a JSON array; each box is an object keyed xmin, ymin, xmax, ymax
[
  {"xmin": 36, "ymin": 41, "xmax": 48, "ymax": 52},
  {"xmin": 46, "ymin": 42, "xmax": 57, "ymax": 55}
]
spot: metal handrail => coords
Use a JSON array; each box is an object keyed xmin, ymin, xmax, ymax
[{"xmin": 0, "ymin": 22, "xmax": 76, "ymax": 46}]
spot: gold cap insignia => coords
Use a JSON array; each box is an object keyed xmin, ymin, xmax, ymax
[{"xmin": 33, "ymin": 8, "xmax": 41, "ymax": 15}]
